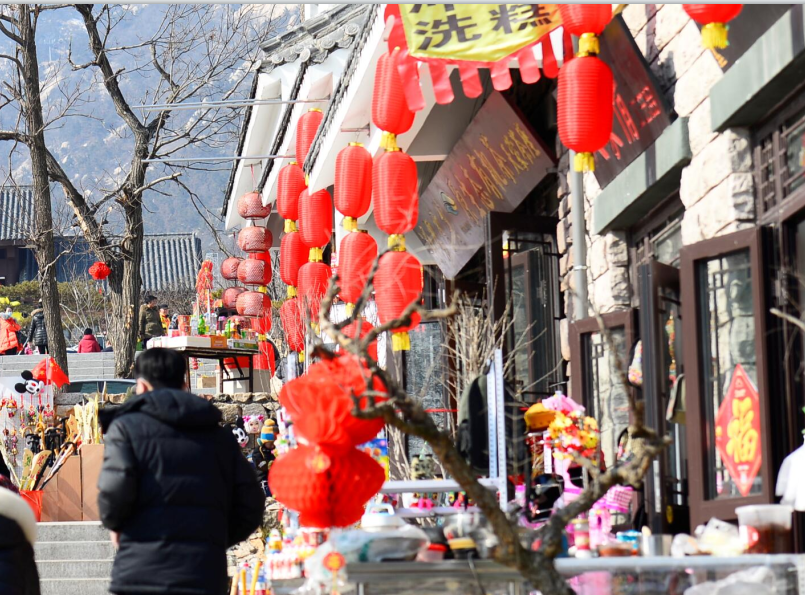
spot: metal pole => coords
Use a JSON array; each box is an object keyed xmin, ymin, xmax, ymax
[
  {"xmin": 570, "ymin": 153, "xmax": 588, "ymax": 321},
  {"xmin": 141, "ymin": 154, "xmax": 294, "ymax": 164}
]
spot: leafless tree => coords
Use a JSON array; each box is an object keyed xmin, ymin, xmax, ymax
[{"xmin": 0, "ymin": 4, "xmax": 291, "ymax": 377}]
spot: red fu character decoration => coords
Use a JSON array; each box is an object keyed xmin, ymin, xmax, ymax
[{"xmin": 683, "ymin": 4, "xmax": 743, "ymax": 50}]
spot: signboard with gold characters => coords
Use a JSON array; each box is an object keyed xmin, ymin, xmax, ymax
[{"xmin": 398, "ymin": 4, "xmax": 561, "ymax": 63}]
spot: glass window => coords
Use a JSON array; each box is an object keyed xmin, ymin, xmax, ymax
[
  {"xmin": 784, "ymin": 107, "xmax": 805, "ymax": 197},
  {"xmin": 697, "ymin": 249, "xmax": 761, "ymax": 500},
  {"xmin": 405, "ymin": 321, "xmax": 447, "ymax": 461}
]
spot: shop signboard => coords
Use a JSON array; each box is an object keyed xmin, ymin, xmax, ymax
[
  {"xmin": 714, "ymin": 364, "xmax": 762, "ymax": 498},
  {"xmin": 414, "ymin": 91, "xmax": 555, "ymax": 279},
  {"xmin": 594, "ymin": 16, "xmax": 672, "ymax": 189}
]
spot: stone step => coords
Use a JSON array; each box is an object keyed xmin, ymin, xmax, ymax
[
  {"xmin": 38, "ymin": 522, "xmax": 108, "ymax": 543},
  {"xmin": 36, "ymin": 541, "xmax": 114, "ymax": 561},
  {"xmin": 38, "ymin": 559, "xmax": 114, "ymax": 579},
  {"xmin": 40, "ymin": 578, "xmax": 110, "ymax": 595}
]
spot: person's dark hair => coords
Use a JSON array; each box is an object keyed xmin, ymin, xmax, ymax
[
  {"xmin": 83, "ymin": 328, "xmax": 93, "ymax": 336},
  {"xmin": 159, "ymin": 304, "xmax": 168, "ymax": 311},
  {"xmin": 144, "ymin": 295, "xmax": 157, "ymax": 304},
  {"xmin": 134, "ymin": 348, "xmax": 187, "ymax": 390}
]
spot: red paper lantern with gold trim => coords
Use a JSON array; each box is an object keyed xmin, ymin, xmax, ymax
[
  {"xmin": 237, "ymin": 256, "xmax": 272, "ymax": 287},
  {"xmin": 558, "ymin": 5, "xmax": 612, "ymax": 55},
  {"xmin": 221, "ymin": 257, "xmax": 242, "ymax": 281},
  {"xmin": 338, "ymin": 231, "xmax": 377, "ymax": 307},
  {"xmin": 280, "ymin": 297, "xmax": 306, "ymax": 355},
  {"xmin": 557, "ymin": 54, "xmax": 613, "ymax": 173},
  {"xmin": 334, "ymin": 143, "xmax": 372, "ymax": 231},
  {"xmin": 297, "ymin": 261, "xmax": 331, "ymax": 321},
  {"xmin": 372, "ymin": 48, "xmax": 415, "ymax": 148},
  {"xmin": 280, "ymin": 231, "xmax": 308, "ymax": 293},
  {"xmin": 222, "ymin": 287, "xmax": 246, "ymax": 309},
  {"xmin": 373, "ymin": 150, "xmax": 418, "ymax": 236},
  {"xmin": 374, "ymin": 250, "xmax": 423, "ymax": 351},
  {"xmin": 683, "ymin": 4, "xmax": 743, "ymax": 49},
  {"xmin": 269, "ymin": 445, "xmax": 385, "ymax": 529},
  {"xmin": 237, "ymin": 191, "xmax": 271, "ymax": 220},
  {"xmin": 296, "ymin": 109, "xmax": 324, "ymax": 167},
  {"xmin": 236, "ymin": 291, "xmax": 271, "ymax": 317},
  {"xmin": 298, "ymin": 188, "xmax": 333, "ymax": 252},
  {"xmin": 238, "ymin": 226, "xmax": 273, "ymax": 253},
  {"xmin": 89, "ymin": 261, "xmax": 111, "ymax": 281},
  {"xmin": 277, "ymin": 163, "xmax": 307, "ymax": 227}
]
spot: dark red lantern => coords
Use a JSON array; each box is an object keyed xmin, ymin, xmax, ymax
[
  {"xmin": 683, "ymin": 4, "xmax": 743, "ymax": 49},
  {"xmin": 89, "ymin": 261, "xmax": 111, "ymax": 281},
  {"xmin": 296, "ymin": 109, "xmax": 324, "ymax": 167},
  {"xmin": 298, "ymin": 188, "xmax": 333, "ymax": 256},
  {"xmin": 277, "ymin": 163, "xmax": 307, "ymax": 230},
  {"xmin": 341, "ymin": 319, "xmax": 378, "ymax": 362},
  {"xmin": 237, "ymin": 225, "xmax": 273, "ymax": 253},
  {"xmin": 280, "ymin": 297, "xmax": 306, "ymax": 355},
  {"xmin": 236, "ymin": 291, "xmax": 271, "ymax": 317},
  {"xmin": 334, "ymin": 143, "xmax": 372, "ymax": 231},
  {"xmin": 280, "ymin": 231, "xmax": 308, "ymax": 295},
  {"xmin": 338, "ymin": 231, "xmax": 377, "ymax": 307},
  {"xmin": 237, "ymin": 191, "xmax": 271, "ymax": 220},
  {"xmin": 220, "ymin": 257, "xmax": 242, "ymax": 281},
  {"xmin": 373, "ymin": 150, "xmax": 419, "ymax": 237},
  {"xmin": 297, "ymin": 261, "xmax": 331, "ymax": 321},
  {"xmin": 557, "ymin": 55, "xmax": 613, "ymax": 172},
  {"xmin": 269, "ymin": 445, "xmax": 385, "ymax": 529},
  {"xmin": 237, "ymin": 256, "xmax": 272, "ymax": 287},
  {"xmin": 374, "ymin": 250, "xmax": 423, "ymax": 351},
  {"xmin": 372, "ymin": 48, "xmax": 415, "ymax": 149},
  {"xmin": 558, "ymin": 5, "xmax": 612, "ymax": 55},
  {"xmin": 222, "ymin": 287, "xmax": 246, "ymax": 310}
]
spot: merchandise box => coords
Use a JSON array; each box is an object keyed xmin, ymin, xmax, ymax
[
  {"xmin": 210, "ymin": 335, "xmax": 227, "ymax": 349},
  {"xmin": 162, "ymin": 336, "xmax": 211, "ymax": 349},
  {"xmin": 80, "ymin": 444, "xmax": 105, "ymax": 521}
]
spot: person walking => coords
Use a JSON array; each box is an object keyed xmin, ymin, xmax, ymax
[
  {"xmin": 0, "ymin": 476, "xmax": 40, "ymax": 595},
  {"xmin": 27, "ymin": 302, "xmax": 47, "ymax": 355},
  {"xmin": 137, "ymin": 295, "xmax": 164, "ymax": 347},
  {"xmin": 77, "ymin": 328, "xmax": 102, "ymax": 354},
  {"xmin": 0, "ymin": 314, "xmax": 20, "ymax": 356},
  {"xmin": 97, "ymin": 348, "xmax": 264, "ymax": 595}
]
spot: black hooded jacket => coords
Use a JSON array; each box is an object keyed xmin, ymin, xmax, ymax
[{"xmin": 98, "ymin": 389, "xmax": 264, "ymax": 595}]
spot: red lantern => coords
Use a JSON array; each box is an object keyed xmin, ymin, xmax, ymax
[
  {"xmin": 269, "ymin": 445, "xmax": 385, "ymax": 529},
  {"xmin": 297, "ymin": 261, "xmax": 331, "ymax": 321},
  {"xmin": 237, "ymin": 257, "xmax": 271, "ymax": 287},
  {"xmin": 89, "ymin": 261, "xmax": 111, "ymax": 281},
  {"xmin": 236, "ymin": 291, "xmax": 271, "ymax": 317},
  {"xmin": 341, "ymin": 319, "xmax": 378, "ymax": 362},
  {"xmin": 237, "ymin": 191, "xmax": 271, "ymax": 220},
  {"xmin": 296, "ymin": 109, "xmax": 324, "ymax": 167},
  {"xmin": 280, "ymin": 231, "xmax": 308, "ymax": 294},
  {"xmin": 373, "ymin": 150, "xmax": 419, "ymax": 237},
  {"xmin": 220, "ymin": 257, "xmax": 242, "ymax": 281},
  {"xmin": 683, "ymin": 4, "xmax": 743, "ymax": 49},
  {"xmin": 338, "ymin": 231, "xmax": 377, "ymax": 307},
  {"xmin": 372, "ymin": 48, "xmax": 415, "ymax": 149},
  {"xmin": 559, "ymin": 5, "xmax": 612, "ymax": 55},
  {"xmin": 298, "ymin": 188, "xmax": 333, "ymax": 255},
  {"xmin": 374, "ymin": 250, "xmax": 423, "ymax": 351},
  {"xmin": 222, "ymin": 287, "xmax": 246, "ymax": 310},
  {"xmin": 237, "ymin": 225, "xmax": 273, "ymax": 253},
  {"xmin": 280, "ymin": 297, "xmax": 306, "ymax": 355},
  {"xmin": 334, "ymin": 143, "xmax": 372, "ymax": 231},
  {"xmin": 557, "ymin": 55, "xmax": 613, "ymax": 172},
  {"xmin": 277, "ymin": 163, "xmax": 307, "ymax": 230}
]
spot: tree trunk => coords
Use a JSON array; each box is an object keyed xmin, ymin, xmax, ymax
[{"xmin": 18, "ymin": 5, "xmax": 68, "ymax": 375}]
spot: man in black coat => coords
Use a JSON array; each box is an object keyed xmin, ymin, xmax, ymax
[{"xmin": 98, "ymin": 348, "xmax": 264, "ymax": 595}]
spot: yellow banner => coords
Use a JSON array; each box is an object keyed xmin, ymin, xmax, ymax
[{"xmin": 399, "ymin": 4, "xmax": 562, "ymax": 63}]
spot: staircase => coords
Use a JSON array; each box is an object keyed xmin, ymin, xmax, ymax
[{"xmin": 36, "ymin": 522, "xmax": 113, "ymax": 595}]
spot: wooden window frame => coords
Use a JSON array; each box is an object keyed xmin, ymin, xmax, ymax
[{"xmin": 681, "ymin": 228, "xmax": 774, "ymax": 527}]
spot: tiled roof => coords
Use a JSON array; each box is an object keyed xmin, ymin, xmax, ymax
[
  {"xmin": 0, "ymin": 186, "xmax": 34, "ymax": 241},
  {"xmin": 141, "ymin": 233, "xmax": 202, "ymax": 291}
]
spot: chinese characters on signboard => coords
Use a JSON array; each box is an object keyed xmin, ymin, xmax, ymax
[
  {"xmin": 715, "ymin": 364, "xmax": 762, "ymax": 498},
  {"xmin": 594, "ymin": 16, "xmax": 672, "ymax": 189},
  {"xmin": 414, "ymin": 92, "xmax": 555, "ymax": 279},
  {"xmin": 399, "ymin": 4, "xmax": 561, "ymax": 63}
]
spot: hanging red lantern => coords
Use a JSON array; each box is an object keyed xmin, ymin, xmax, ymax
[
  {"xmin": 269, "ymin": 445, "xmax": 385, "ymax": 529},
  {"xmin": 89, "ymin": 261, "xmax": 111, "ymax": 281},
  {"xmin": 338, "ymin": 231, "xmax": 377, "ymax": 308},
  {"xmin": 280, "ymin": 231, "xmax": 308, "ymax": 296},
  {"xmin": 557, "ymin": 55, "xmax": 613, "ymax": 172},
  {"xmin": 237, "ymin": 256, "xmax": 272, "ymax": 287},
  {"xmin": 220, "ymin": 257, "xmax": 242, "ymax": 281},
  {"xmin": 374, "ymin": 250, "xmax": 423, "ymax": 351},
  {"xmin": 559, "ymin": 5, "xmax": 613, "ymax": 56},
  {"xmin": 237, "ymin": 225, "xmax": 273, "ymax": 253},
  {"xmin": 373, "ymin": 150, "xmax": 419, "ymax": 239},
  {"xmin": 372, "ymin": 48, "xmax": 415, "ymax": 150},
  {"xmin": 298, "ymin": 188, "xmax": 333, "ymax": 259},
  {"xmin": 222, "ymin": 287, "xmax": 246, "ymax": 310},
  {"xmin": 236, "ymin": 291, "xmax": 271, "ymax": 317},
  {"xmin": 334, "ymin": 143, "xmax": 372, "ymax": 231},
  {"xmin": 280, "ymin": 297, "xmax": 306, "ymax": 355},
  {"xmin": 296, "ymin": 109, "xmax": 324, "ymax": 167},
  {"xmin": 237, "ymin": 191, "xmax": 271, "ymax": 220},
  {"xmin": 277, "ymin": 163, "xmax": 307, "ymax": 231},
  {"xmin": 683, "ymin": 4, "xmax": 743, "ymax": 49},
  {"xmin": 341, "ymin": 319, "xmax": 378, "ymax": 362},
  {"xmin": 297, "ymin": 261, "xmax": 331, "ymax": 321}
]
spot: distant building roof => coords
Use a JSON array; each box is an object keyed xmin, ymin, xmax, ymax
[
  {"xmin": 141, "ymin": 233, "xmax": 202, "ymax": 291},
  {"xmin": 0, "ymin": 186, "xmax": 34, "ymax": 242}
]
